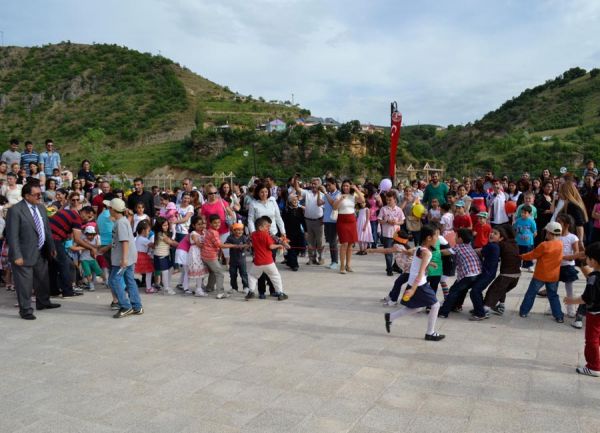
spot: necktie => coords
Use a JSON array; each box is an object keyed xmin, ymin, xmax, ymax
[{"xmin": 31, "ymin": 205, "xmax": 44, "ymax": 249}]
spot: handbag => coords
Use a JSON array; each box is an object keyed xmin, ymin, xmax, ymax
[{"xmin": 220, "ymin": 199, "xmax": 237, "ymax": 226}]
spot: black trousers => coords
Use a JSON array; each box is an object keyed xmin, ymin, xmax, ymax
[
  {"xmin": 13, "ymin": 254, "xmax": 51, "ymax": 316},
  {"xmin": 49, "ymin": 239, "xmax": 74, "ymax": 296}
]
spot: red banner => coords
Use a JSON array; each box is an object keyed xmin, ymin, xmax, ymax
[{"xmin": 389, "ymin": 103, "xmax": 402, "ymax": 181}]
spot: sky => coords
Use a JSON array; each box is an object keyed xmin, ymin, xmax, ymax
[{"xmin": 2, "ymin": 0, "xmax": 600, "ymax": 126}]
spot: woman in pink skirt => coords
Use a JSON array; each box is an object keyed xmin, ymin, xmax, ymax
[{"xmin": 334, "ymin": 180, "xmax": 365, "ymax": 274}]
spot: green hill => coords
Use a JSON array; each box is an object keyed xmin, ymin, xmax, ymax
[
  {"xmin": 2, "ymin": 43, "xmax": 599, "ymax": 180},
  {"xmin": 405, "ymin": 67, "xmax": 600, "ymax": 177},
  {"xmin": 0, "ymin": 42, "xmax": 304, "ymax": 173}
]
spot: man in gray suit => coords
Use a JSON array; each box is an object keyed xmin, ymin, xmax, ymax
[{"xmin": 6, "ymin": 182, "xmax": 59, "ymax": 320}]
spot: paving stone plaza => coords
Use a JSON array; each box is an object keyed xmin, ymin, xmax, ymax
[{"xmin": 2, "ymin": 254, "xmax": 600, "ymax": 433}]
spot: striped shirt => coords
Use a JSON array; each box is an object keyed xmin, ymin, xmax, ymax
[
  {"xmin": 50, "ymin": 209, "xmax": 82, "ymax": 241},
  {"xmin": 201, "ymin": 228, "xmax": 221, "ymax": 261},
  {"xmin": 20, "ymin": 151, "xmax": 39, "ymax": 175},
  {"xmin": 454, "ymin": 242, "xmax": 481, "ymax": 281}
]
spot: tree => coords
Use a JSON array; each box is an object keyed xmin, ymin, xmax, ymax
[
  {"xmin": 80, "ymin": 128, "xmax": 111, "ymax": 173},
  {"xmin": 591, "ymin": 68, "xmax": 600, "ymax": 79}
]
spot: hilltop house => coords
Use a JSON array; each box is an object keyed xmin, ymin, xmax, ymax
[
  {"xmin": 296, "ymin": 116, "xmax": 341, "ymax": 130},
  {"xmin": 266, "ymin": 118, "xmax": 286, "ymax": 133},
  {"xmin": 360, "ymin": 124, "xmax": 385, "ymax": 134}
]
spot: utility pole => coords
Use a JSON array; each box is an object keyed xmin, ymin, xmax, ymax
[{"xmin": 291, "ymin": 93, "xmax": 294, "ymax": 105}]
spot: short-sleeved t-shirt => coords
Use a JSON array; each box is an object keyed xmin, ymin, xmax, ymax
[
  {"xmin": 453, "ymin": 214, "xmax": 472, "ymax": 230},
  {"xmin": 97, "ymin": 209, "xmax": 114, "ymax": 246},
  {"xmin": 559, "ymin": 233, "xmax": 579, "ymax": 266},
  {"xmin": 514, "ymin": 217, "xmax": 537, "ymax": 247},
  {"xmin": 135, "ymin": 235, "xmax": 152, "ymax": 254},
  {"xmin": 111, "ymin": 216, "xmax": 137, "ymax": 267},
  {"xmin": 251, "ymin": 230, "xmax": 275, "ymax": 266},
  {"xmin": 50, "ymin": 209, "xmax": 82, "ymax": 241}
]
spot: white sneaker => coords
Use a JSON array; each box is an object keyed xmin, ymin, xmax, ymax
[
  {"xmin": 329, "ymin": 263, "xmax": 339, "ymax": 270},
  {"xmin": 567, "ymin": 305, "xmax": 576, "ymax": 318},
  {"xmin": 194, "ymin": 291, "xmax": 207, "ymax": 297},
  {"xmin": 184, "ymin": 289, "xmax": 193, "ymax": 295},
  {"xmin": 88, "ymin": 283, "xmax": 95, "ymax": 292},
  {"xmin": 383, "ymin": 300, "xmax": 398, "ymax": 307},
  {"xmin": 166, "ymin": 290, "xmax": 176, "ymax": 296},
  {"xmin": 572, "ymin": 320, "xmax": 583, "ymax": 329},
  {"xmin": 216, "ymin": 293, "xmax": 231, "ymax": 299}
]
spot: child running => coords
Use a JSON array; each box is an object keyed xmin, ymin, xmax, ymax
[
  {"xmin": 245, "ymin": 216, "xmax": 288, "ymax": 301},
  {"xmin": 369, "ymin": 230, "xmax": 412, "ymax": 306},
  {"xmin": 384, "ymin": 225, "xmax": 445, "ymax": 341},
  {"xmin": 564, "ymin": 242, "xmax": 600, "ymax": 377}
]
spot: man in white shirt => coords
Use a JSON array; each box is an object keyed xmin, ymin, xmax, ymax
[
  {"xmin": 295, "ymin": 177, "xmax": 325, "ymax": 265},
  {"xmin": 487, "ymin": 179, "xmax": 509, "ymax": 227},
  {"xmin": 2, "ymin": 138, "xmax": 21, "ymax": 167}
]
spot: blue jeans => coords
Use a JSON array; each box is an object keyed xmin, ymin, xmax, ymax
[
  {"xmin": 382, "ymin": 236, "xmax": 394, "ymax": 273},
  {"xmin": 440, "ymin": 275, "xmax": 477, "ymax": 316},
  {"xmin": 469, "ymin": 272, "xmax": 496, "ymax": 317},
  {"xmin": 519, "ymin": 278, "xmax": 562, "ymax": 320},
  {"xmin": 370, "ymin": 221, "xmax": 379, "ymax": 248},
  {"xmin": 109, "ymin": 265, "xmax": 142, "ymax": 310}
]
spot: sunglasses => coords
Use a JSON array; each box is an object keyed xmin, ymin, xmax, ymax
[
  {"xmin": 71, "ymin": 198, "xmax": 80, "ymax": 202},
  {"xmin": 207, "ymin": 192, "xmax": 217, "ymax": 195}
]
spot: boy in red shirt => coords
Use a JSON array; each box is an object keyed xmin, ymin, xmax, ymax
[
  {"xmin": 473, "ymin": 211, "xmax": 491, "ymax": 248},
  {"xmin": 453, "ymin": 200, "xmax": 472, "ymax": 231},
  {"xmin": 245, "ymin": 216, "xmax": 289, "ymax": 301}
]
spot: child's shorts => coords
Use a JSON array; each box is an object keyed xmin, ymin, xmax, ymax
[
  {"xmin": 81, "ymin": 259, "xmax": 103, "ymax": 278},
  {"xmin": 559, "ymin": 265, "xmax": 578, "ymax": 283},
  {"xmin": 153, "ymin": 255, "xmax": 172, "ymax": 271},
  {"xmin": 400, "ymin": 283, "xmax": 438, "ymax": 309}
]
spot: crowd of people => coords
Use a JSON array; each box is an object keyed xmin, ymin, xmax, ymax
[{"xmin": 2, "ymin": 138, "xmax": 600, "ymax": 377}]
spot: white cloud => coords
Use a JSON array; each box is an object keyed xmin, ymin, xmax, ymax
[{"xmin": 2, "ymin": 0, "xmax": 600, "ymax": 126}]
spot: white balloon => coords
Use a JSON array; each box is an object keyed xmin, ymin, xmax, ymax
[{"xmin": 379, "ymin": 178, "xmax": 392, "ymax": 192}]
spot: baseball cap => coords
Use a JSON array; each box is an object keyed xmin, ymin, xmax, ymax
[
  {"xmin": 545, "ymin": 221, "xmax": 562, "ymax": 235},
  {"xmin": 455, "ymin": 200, "xmax": 465, "ymax": 208},
  {"xmin": 103, "ymin": 198, "xmax": 127, "ymax": 213},
  {"xmin": 231, "ymin": 223, "xmax": 244, "ymax": 230},
  {"xmin": 477, "ymin": 212, "xmax": 488, "ymax": 219},
  {"xmin": 84, "ymin": 226, "xmax": 97, "ymax": 234}
]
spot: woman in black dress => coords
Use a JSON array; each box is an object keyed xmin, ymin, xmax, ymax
[{"xmin": 534, "ymin": 180, "xmax": 554, "ymax": 246}]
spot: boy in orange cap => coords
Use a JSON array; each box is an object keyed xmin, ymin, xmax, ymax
[{"xmin": 223, "ymin": 222, "xmax": 250, "ymax": 293}]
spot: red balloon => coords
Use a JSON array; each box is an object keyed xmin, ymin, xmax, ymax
[{"xmin": 505, "ymin": 201, "xmax": 517, "ymax": 214}]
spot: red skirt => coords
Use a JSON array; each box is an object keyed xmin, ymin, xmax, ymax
[
  {"xmin": 135, "ymin": 252, "xmax": 155, "ymax": 274},
  {"xmin": 336, "ymin": 213, "xmax": 358, "ymax": 243}
]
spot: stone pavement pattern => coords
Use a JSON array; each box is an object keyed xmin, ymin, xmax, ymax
[{"xmin": 1, "ymin": 254, "xmax": 600, "ymax": 433}]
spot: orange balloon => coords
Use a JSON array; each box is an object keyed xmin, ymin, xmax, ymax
[{"xmin": 505, "ymin": 201, "xmax": 517, "ymax": 214}]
